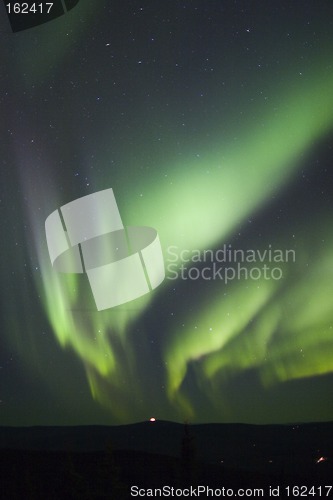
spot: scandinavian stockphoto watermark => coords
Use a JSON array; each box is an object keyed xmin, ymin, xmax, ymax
[
  {"xmin": 45, "ymin": 188, "xmax": 165, "ymax": 311},
  {"xmin": 165, "ymin": 244, "xmax": 296, "ymax": 283}
]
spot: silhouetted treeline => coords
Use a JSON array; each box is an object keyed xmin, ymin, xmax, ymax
[{"xmin": 0, "ymin": 421, "xmax": 332, "ymax": 499}]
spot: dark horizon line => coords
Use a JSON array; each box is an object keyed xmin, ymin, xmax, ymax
[{"xmin": 1, "ymin": 418, "xmax": 333, "ymax": 429}]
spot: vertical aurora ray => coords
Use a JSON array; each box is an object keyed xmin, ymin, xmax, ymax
[{"xmin": 16, "ymin": 165, "xmax": 155, "ymax": 418}]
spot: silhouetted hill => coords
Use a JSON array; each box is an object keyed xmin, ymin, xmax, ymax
[
  {"xmin": 0, "ymin": 421, "xmax": 332, "ymax": 498},
  {"xmin": 1, "ymin": 421, "xmax": 332, "ymax": 466}
]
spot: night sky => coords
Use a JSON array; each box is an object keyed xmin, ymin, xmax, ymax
[{"xmin": 1, "ymin": 0, "xmax": 333, "ymax": 426}]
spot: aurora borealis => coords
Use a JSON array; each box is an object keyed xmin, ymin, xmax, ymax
[{"xmin": 1, "ymin": 0, "xmax": 333, "ymax": 426}]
